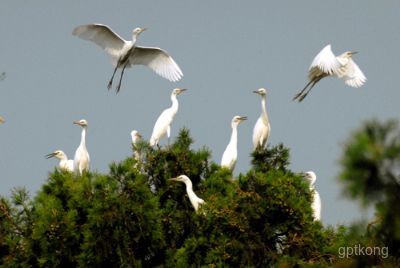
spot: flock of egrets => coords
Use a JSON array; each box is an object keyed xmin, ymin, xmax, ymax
[{"xmin": 3, "ymin": 23, "xmax": 366, "ymax": 221}]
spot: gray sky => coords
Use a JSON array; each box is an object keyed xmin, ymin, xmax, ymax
[{"xmin": 1, "ymin": 1, "xmax": 399, "ymax": 226}]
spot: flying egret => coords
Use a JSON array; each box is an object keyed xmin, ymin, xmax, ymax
[
  {"xmin": 72, "ymin": 24, "xmax": 183, "ymax": 92},
  {"xmin": 130, "ymin": 130, "xmax": 142, "ymax": 162},
  {"xmin": 46, "ymin": 150, "xmax": 74, "ymax": 172},
  {"xmin": 293, "ymin": 44, "xmax": 366, "ymax": 102},
  {"xmin": 170, "ymin": 175, "xmax": 205, "ymax": 212},
  {"xmin": 252, "ymin": 88, "xmax": 271, "ymax": 150},
  {"xmin": 304, "ymin": 171, "xmax": 321, "ymax": 221},
  {"xmin": 150, "ymin": 88, "xmax": 187, "ymax": 146},
  {"xmin": 221, "ymin": 115, "xmax": 247, "ymax": 171},
  {"xmin": 73, "ymin": 119, "xmax": 90, "ymax": 175}
]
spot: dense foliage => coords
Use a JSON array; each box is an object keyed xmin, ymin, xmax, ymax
[
  {"xmin": 1, "ymin": 124, "xmax": 399, "ymax": 267},
  {"xmin": 339, "ymin": 119, "xmax": 400, "ymax": 264}
]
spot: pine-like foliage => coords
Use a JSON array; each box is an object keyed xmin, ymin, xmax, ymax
[
  {"xmin": 339, "ymin": 119, "xmax": 400, "ymax": 263},
  {"xmin": 1, "ymin": 126, "xmax": 399, "ymax": 267}
]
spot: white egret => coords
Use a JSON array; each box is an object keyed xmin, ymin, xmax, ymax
[
  {"xmin": 73, "ymin": 119, "xmax": 90, "ymax": 175},
  {"xmin": 150, "ymin": 88, "xmax": 187, "ymax": 146},
  {"xmin": 72, "ymin": 24, "xmax": 183, "ymax": 92},
  {"xmin": 294, "ymin": 44, "xmax": 366, "ymax": 101},
  {"xmin": 252, "ymin": 88, "xmax": 271, "ymax": 150},
  {"xmin": 46, "ymin": 150, "xmax": 74, "ymax": 172},
  {"xmin": 170, "ymin": 175, "xmax": 205, "ymax": 212},
  {"xmin": 130, "ymin": 130, "xmax": 142, "ymax": 162},
  {"xmin": 304, "ymin": 171, "xmax": 321, "ymax": 221},
  {"xmin": 131, "ymin": 130, "xmax": 142, "ymax": 144},
  {"xmin": 221, "ymin": 115, "xmax": 247, "ymax": 171}
]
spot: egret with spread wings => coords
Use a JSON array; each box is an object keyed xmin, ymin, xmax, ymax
[
  {"xmin": 73, "ymin": 24, "xmax": 183, "ymax": 92},
  {"xmin": 294, "ymin": 44, "xmax": 366, "ymax": 102}
]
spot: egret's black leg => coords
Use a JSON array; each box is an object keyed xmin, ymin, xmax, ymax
[
  {"xmin": 298, "ymin": 76, "xmax": 325, "ymax": 102},
  {"xmin": 116, "ymin": 62, "xmax": 129, "ymax": 93},
  {"xmin": 108, "ymin": 65, "xmax": 119, "ymax": 90},
  {"xmin": 293, "ymin": 79, "xmax": 314, "ymax": 101}
]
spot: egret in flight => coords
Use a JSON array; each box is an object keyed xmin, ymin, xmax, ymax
[
  {"xmin": 304, "ymin": 171, "xmax": 321, "ymax": 221},
  {"xmin": 150, "ymin": 88, "xmax": 187, "ymax": 146},
  {"xmin": 252, "ymin": 88, "xmax": 271, "ymax": 150},
  {"xmin": 131, "ymin": 130, "xmax": 142, "ymax": 162},
  {"xmin": 46, "ymin": 150, "xmax": 74, "ymax": 172},
  {"xmin": 72, "ymin": 24, "xmax": 183, "ymax": 92},
  {"xmin": 170, "ymin": 175, "xmax": 205, "ymax": 212},
  {"xmin": 73, "ymin": 119, "xmax": 90, "ymax": 175},
  {"xmin": 293, "ymin": 44, "xmax": 366, "ymax": 102},
  {"xmin": 221, "ymin": 115, "xmax": 247, "ymax": 171}
]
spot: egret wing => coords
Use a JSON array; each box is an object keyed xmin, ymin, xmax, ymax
[
  {"xmin": 340, "ymin": 58, "xmax": 366, "ymax": 88},
  {"xmin": 130, "ymin": 46, "xmax": 183, "ymax": 82},
  {"xmin": 309, "ymin": 44, "xmax": 341, "ymax": 76},
  {"xmin": 72, "ymin": 24, "xmax": 127, "ymax": 57}
]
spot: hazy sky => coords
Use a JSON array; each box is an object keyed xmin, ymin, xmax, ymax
[{"xmin": 1, "ymin": 1, "xmax": 399, "ymax": 225}]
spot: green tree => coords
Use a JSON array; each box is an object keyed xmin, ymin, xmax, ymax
[
  {"xmin": 340, "ymin": 119, "xmax": 400, "ymax": 261},
  {"xmin": 0, "ymin": 187, "xmax": 33, "ymax": 267},
  {"xmin": 4, "ymin": 128, "xmax": 391, "ymax": 267}
]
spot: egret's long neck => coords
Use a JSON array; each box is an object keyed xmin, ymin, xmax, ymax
[
  {"xmin": 170, "ymin": 94, "xmax": 179, "ymax": 116},
  {"xmin": 183, "ymin": 179, "xmax": 193, "ymax": 193},
  {"xmin": 261, "ymin": 96, "xmax": 269, "ymax": 123},
  {"xmin": 132, "ymin": 34, "xmax": 138, "ymax": 44},
  {"xmin": 184, "ymin": 179, "xmax": 200, "ymax": 210},
  {"xmin": 229, "ymin": 123, "xmax": 238, "ymax": 149},
  {"xmin": 80, "ymin": 127, "xmax": 87, "ymax": 148}
]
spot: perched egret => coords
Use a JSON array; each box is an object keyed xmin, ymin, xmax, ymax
[
  {"xmin": 304, "ymin": 171, "xmax": 321, "ymax": 221},
  {"xmin": 130, "ymin": 130, "xmax": 142, "ymax": 162},
  {"xmin": 0, "ymin": 116, "xmax": 4, "ymax": 124},
  {"xmin": 294, "ymin": 44, "xmax": 366, "ymax": 102},
  {"xmin": 221, "ymin": 116, "xmax": 247, "ymax": 171},
  {"xmin": 46, "ymin": 150, "xmax": 74, "ymax": 172},
  {"xmin": 72, "ymin": 24, "xmax": 183, "ymax": 92},
  {"xmin": 170, "ymin": 175, "xmax": 205, "ymax": 212},
  {"xmin": 73, "ymin": 119, "xmax": 90, "ymax": 175},
  {"xmin": 150, "ymin": 88, "xmax": 187, "ymax": 146},
  {"xmin": 252, "ymin": 88, "xmax": 271, "ymax": 150},
  {"xmin": 131, "ymin": 130, "xmax": 142, "ymax": 144}
]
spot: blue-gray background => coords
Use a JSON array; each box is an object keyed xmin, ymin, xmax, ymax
[{"xmin": 0, "ymin": 1, "xmax": 398, "ymax": 225}]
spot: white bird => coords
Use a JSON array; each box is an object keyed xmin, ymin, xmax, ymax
[
  {"xmin": 294, "ymin": 44, "xmax": 366, "ymax": 102},
  {"xmin": 252, "ymin": 88, "xmax": 271, "ymax": 150},
  {"xmin": 304, "ymin": 171, "xmax": 321, "ymax": 221},
  {"xmin": 72, "ymin": 24, "xmax": 183, "ymax": 92},
  {"xmin": 130, "ymin": 130, "xmax": 142, "ymax": 162},
  {"xmin": 221, "ymin": 115, "xmax": 247, "ymax": 171},
  {"xmin": 46, "ymin": 150, "xmax": 74, "ymax": 172},
  {"xmin": 73, "ymin": 119, "xmax": 90, "ymax": 175},
  {"xmin": 170, "ymin": 175, "xmax": 205, "ymax": 212},
  {"xmin": 131, "ymin": 130, "xmax": 142, "ymax": 144},
  {"xmin": 150, "ymin": 88, "xmax": 187, "ymax": 146}
]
